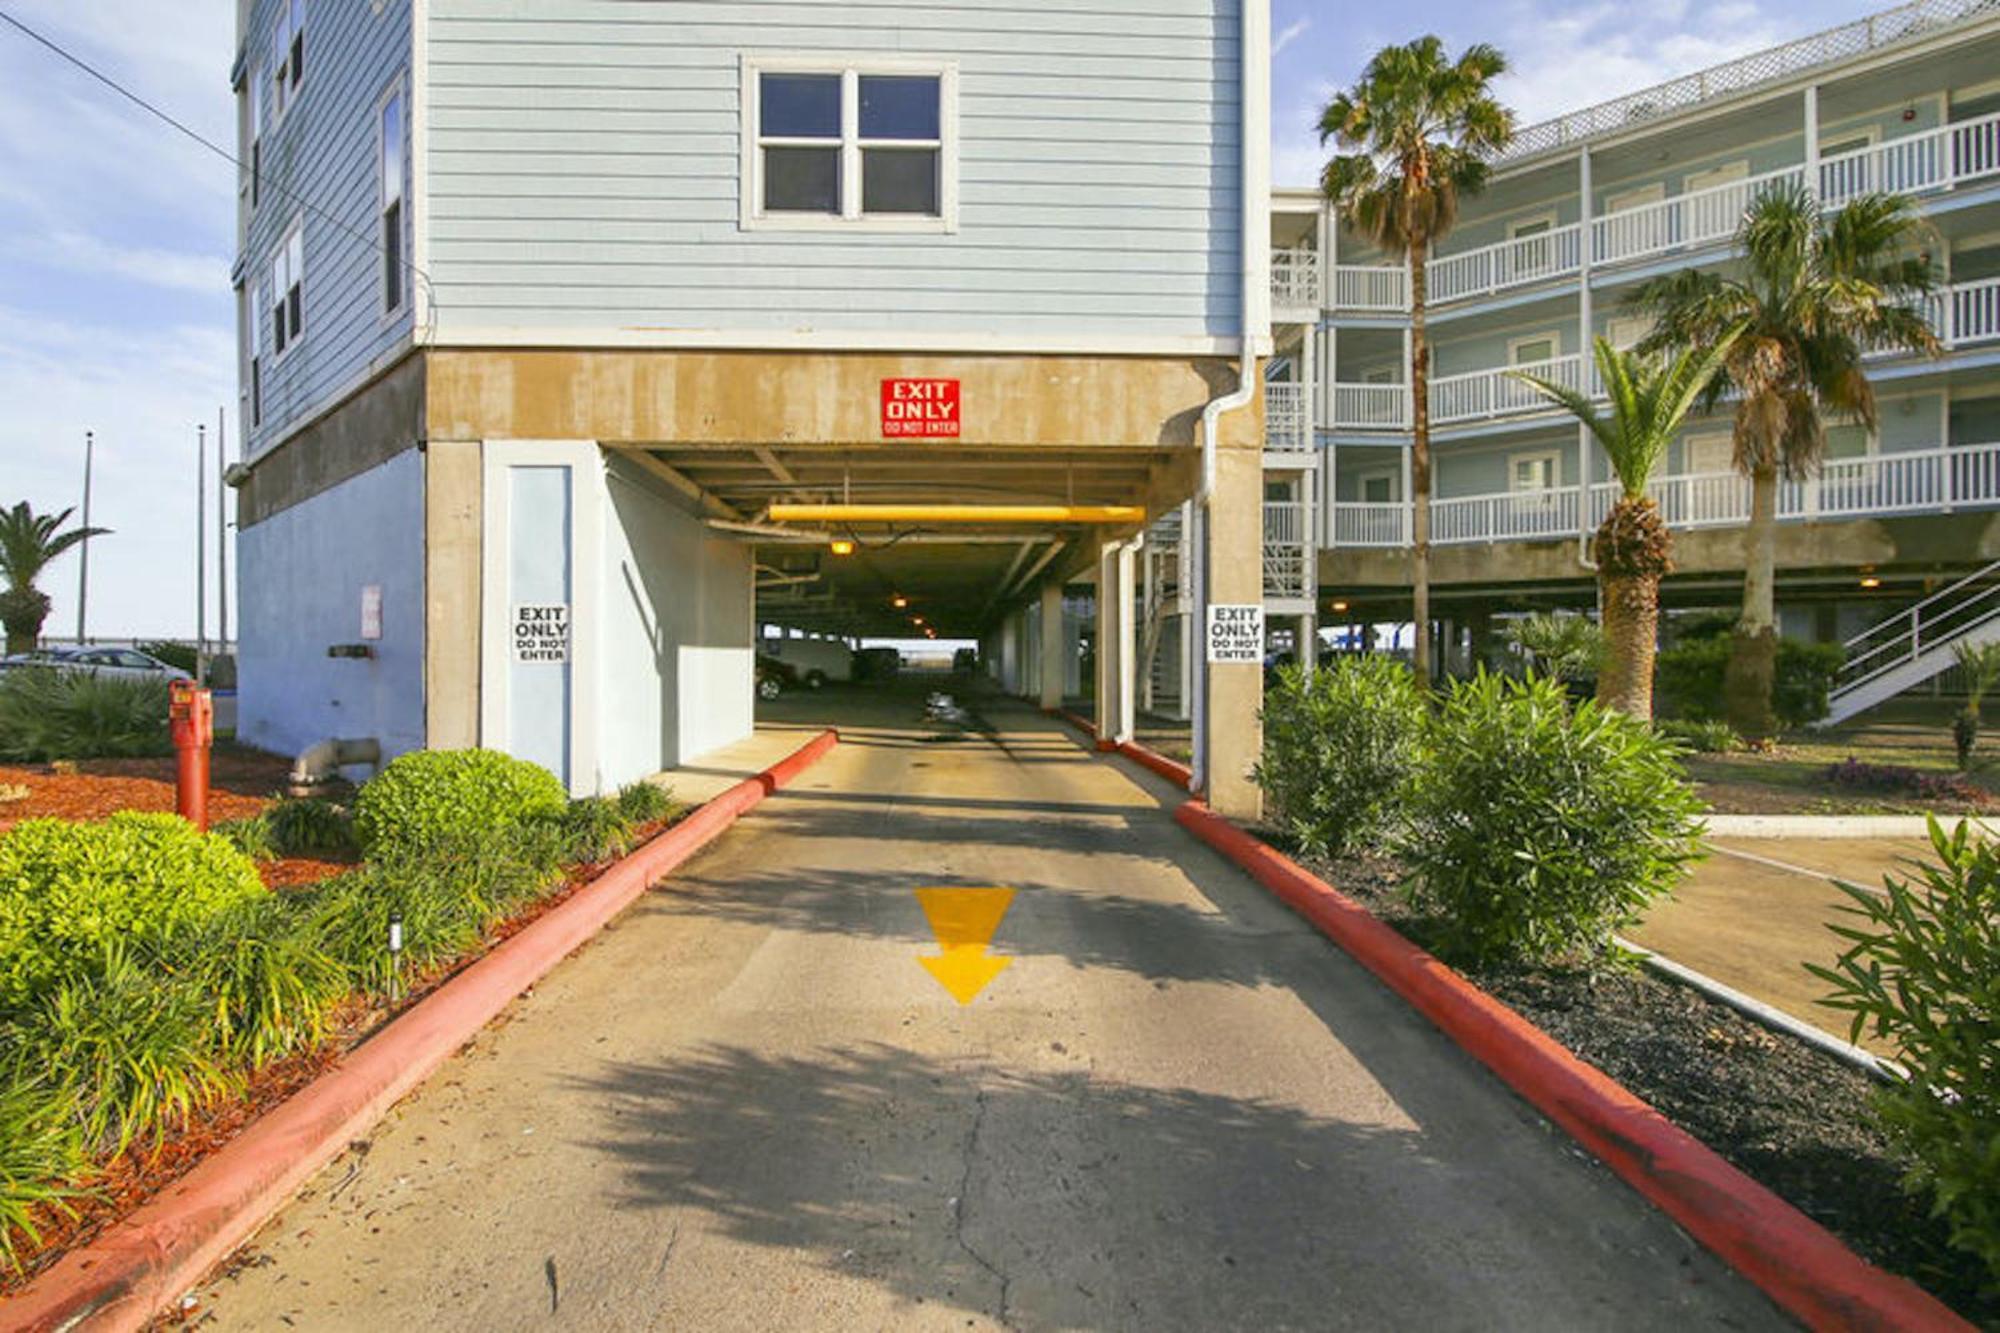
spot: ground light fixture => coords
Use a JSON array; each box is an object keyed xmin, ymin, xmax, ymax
[
  {"xmin": 829, "ymin": 538, "xmax": 856, "ymax": 556},
  {"xmin": 891, "ymin": 595, "xmax": 908, "ymax": 608}
]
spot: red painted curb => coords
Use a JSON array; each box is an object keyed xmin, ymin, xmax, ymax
[
  {"xmin": 1171, "ymin": 799, "xmax": 1972, "ymax": 1333},
  {"xmin": 1115, "ymin": 739, "xmax": 1194, "ymax": 789},
  {"xmin": 1042, "ymin": 705, "xmax": 1099, "ymax": 741},
  {"xmin": 3, "ymin": 729, "xmax": 840, "ymax": 1333}
]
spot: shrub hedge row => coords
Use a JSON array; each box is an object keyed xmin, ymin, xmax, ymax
[{"xmin": 0, "ymin": 749, "xmax": 676, "ymax": 1269}]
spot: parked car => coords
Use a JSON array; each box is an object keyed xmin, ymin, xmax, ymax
[
  {"xmin": 853, "ymin": 646, "xmax": 902, "ymax": 681},
  {"xmin": 760, "ymin": 637, "xmax": 854, "ymax": 689},
  {"xmin": 755, "ymin": 654, "xmax": 798, "ymax": 701},
  {"xmin": 0, "ymin": 646, "xmax": 192, "ymax": 682}
]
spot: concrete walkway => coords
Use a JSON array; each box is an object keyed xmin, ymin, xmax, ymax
[{"xmin": 198, "ymin": 688, "xmax": 1783, "ymax": 1331}]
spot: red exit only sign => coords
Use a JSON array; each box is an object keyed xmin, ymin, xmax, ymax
[{"xmin": 881, "ymin": 378, "xmax": 961, "ymax": 438}]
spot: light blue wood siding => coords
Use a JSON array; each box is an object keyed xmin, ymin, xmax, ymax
[
  {"xmin": 240, "ymin": 0, "xmax": 414, "ymax": 458},
  {"xmin": 424, "ymin": 0, "xmax": 1243, "ymax": 344}
]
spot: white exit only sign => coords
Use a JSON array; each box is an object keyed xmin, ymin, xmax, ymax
[{"xmin": 1206, "ymin": 603, "xmax": 1263, "ymax": 663}]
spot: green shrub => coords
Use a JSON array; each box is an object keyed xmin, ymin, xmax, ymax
[
  {"xmin": 1255, "ymin": 657, "xmax": 1426, "ymax": 858},
  {"xmin": 1655, "ymin": 718, "xmax": 1737, "ymax": 754},
  {"xmin": 266, "ymin": 796, "xmax": 357, "ymax": 859},
  {"xmin": 1809, "ymin": 819, "xmax": 2000, "ymax": 1282},
  {"xmin": 1401, "ymin": 672, "xmax": 1707, "ymax": 966},
  {"xmin": 1655, "ymin": 636, "xmax": 1844, "ymax": 728},
  {"xmin": 214, "ymin": 813, "xmax": 275, "ymax": 862},
  {"xmin": 0, "ymin": 813, "xmax": 267, "ymax": 1010},
  {"xmin": 11, "ymin": 945, "xmax": 236, "ymax": 1156},
  {"xmin": 1506, "ymin": 612, "xmax": 1604, "ymax": 684},
  {"xmin": 550, "ymin": 796, "xmax": 636, "ymax": 864},
  {"xmin": 352, "ymin": 749, "xmax": 568, "ymax": 859},
  {"xmin": 0, "ymin": 1075, "xmax": 86, "ymax": 1269},
  {"xmin": 171, "ymin": 895, "xmax": 350, "ymax": 1065},
  {"xmin": 615, "ymin": 780, "xmax": 675, "ymax": 827},
  {"xmin": 0, "ymin": 668, "xmax": 169, "ymax": 762}
]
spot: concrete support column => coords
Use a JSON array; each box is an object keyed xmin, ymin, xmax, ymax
[
  {"xmin": 1117, "ymin": 539, "xmax": 1138, "ymax": 743},
  {"xmin": 1094, "ymin": 544, "xmax": 1123, "ymax": 742},
  {"xmin": 1299, "ymin": 613, "xmax": 1318, "ymax": 670},
  {"xmin": 424, "ymin": 440, "xmax": 483, "ymax": 749},
  {"xmin": 1205, "ymin": 442, "xmax": 1265, "ymax": 820},
  {"xmin": 1038, "ymin": 581, "xmax": 1064, "ymax": 711}
]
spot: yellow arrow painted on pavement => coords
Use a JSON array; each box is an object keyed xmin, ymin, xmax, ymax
[{"xmin": 914, "ymin": 887, "xmax": 1015, "ymax": 1004}]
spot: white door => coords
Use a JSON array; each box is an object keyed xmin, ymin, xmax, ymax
[{"xmin": 1602, "ymin": 182, "xmax": 1669, "ymax": 260}]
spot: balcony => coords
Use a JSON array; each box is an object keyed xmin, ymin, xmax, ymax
[
  {"xmin": 1324, "ymin": 279, "xmax": 2000, "ymax": 432},
  {"xmin": 1329, "ymin": 264, "xmax": 1409, "ymax": 312},
  {"xmin": 1407, "ymin": 110, "xmax": 2000, "ymax": 308},
  {"xmin": 1265, "ymin": 381, "xmax": 1313, "ymax": 451},
  {"xmin": 1324, "ymin": 440, "xmax": 2000, "ymax": 548},
  {"xmin": 1271, "ymin": 249, "xmax": 1321, "ymax": 314},
  {"xmin": 1263, "ymin": 500, "xmax": 1314, "ymax": 600}
]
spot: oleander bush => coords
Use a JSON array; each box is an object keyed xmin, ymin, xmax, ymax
[
  {"xmin": 1255, "ymin": 657, "xmax": 1427, "ymax": 858},
  {"xmin": 1655, "ymin": 635, "xmax": 1843, "ymax": 729},
  {"xmin": 0, "ymin": 813, "xmax": 266, "ymax": 1009},
  {"xmin": 351, "ymin": 748, "xmax": 567, "ymax": 859},
  {"xmin": 1809, "ymin": 820, "xmax": 2000, "ymax": 1282},
  {"xmin": 1401, "ymin": 671, "xmax": 1706, "ymax": 966},
  {"xmin": 0, "ymin": 667, "xmax": 169, "ymax": 762},
  {"xmin": 1823, "ymin": 759, "xmax": 1991, "ymax": 807}
]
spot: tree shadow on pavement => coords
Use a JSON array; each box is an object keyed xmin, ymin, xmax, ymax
[{"xmin": 565, "ymin": 1041, "xmax": 1779, "ymax": 1332}]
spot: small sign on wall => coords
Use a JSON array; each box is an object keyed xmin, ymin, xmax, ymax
[
  {"xmin": 360, "ymin": 585, "xmax": 383, "ymax": 641},
  {"xmin": 1206, "ymin": 603, "xmax": 1264, "ymax": 664},
  {"xmin": 881, "ymin": 378, "xmax": 961, "ymax": 438},
  {"xmin": 512, "ymin": 603, "xmax": 571, "ymax": 663}
]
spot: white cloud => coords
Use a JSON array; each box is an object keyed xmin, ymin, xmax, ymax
[
  {"xmin": 1273, "ymin": 17, "xmax": 1313, "ymax": 59},
  {"xmin": 24, "ymin": 231, "xmax": 229, "ymax": 294}
]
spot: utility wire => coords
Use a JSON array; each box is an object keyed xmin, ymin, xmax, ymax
[{"xmin": 0, "ymin": 6, "xmax": 435, "ymax": 318}]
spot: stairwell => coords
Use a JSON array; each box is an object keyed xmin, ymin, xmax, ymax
[{"xmin": 1823, "ymin": 557, "xmax": 2000, "ymax": 723}]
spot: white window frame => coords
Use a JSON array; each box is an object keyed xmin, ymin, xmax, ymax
[
  {"xmin": 270, "ymin": 218, "xmax": 304, "ymax": 363},
  {"xmin": 1507, "ymin": 212, "xmax": 1557, "ymax": 240},
  {"xmin": 1606, "ymin": 314, "xmax": 1653, "ymax": 351},
  {"xmin": 1508, "ymin": 332, "xmax": 1561, "ymax": 367},
  {"xmin": 246, "ymin": 282, "xmax": 265, "ymax": 426},
  {"xmin": 1682, "ymin": 429, "xmax": 1736, "ymax": 475},
  {"xmin": 1508, "ymin": 448, "xmax": 1561, "ymax": 493},
  {"xmin": 1356, "ymin": 467, "xmax": 1398, "ymax": 503},
  {"xmin": 1683, "ymin": 160, "xmax": 1749, "ymax": 195},
  {"xmin": 376, "ymin": 75, "xmax": 407, "ymax": 319},
  {"xmin": 1605, "ymin": 182, "xmax": 1666, "ymax": 214},
  {"xmin": 739, "ymin": 54, "xmax": 959, "ymax": 234},
  {"xmin": 1818, "ymin": 125, "xmax": 1880, "ymax": 161},
  {"xmin": 271, "ymin": 0, "xmax": 305, "ymax": 121}
]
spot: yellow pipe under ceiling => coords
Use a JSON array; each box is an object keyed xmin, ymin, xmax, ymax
[{"xmin": 764, "ymin": 503, "xmax": 1146, "ymax": 525}]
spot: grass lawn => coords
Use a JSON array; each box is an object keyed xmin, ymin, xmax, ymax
[{"xmin": 1682, "ymin": 699, "xmax": 1997, "ymax": 815}]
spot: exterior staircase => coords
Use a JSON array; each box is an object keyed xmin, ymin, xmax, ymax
[{"xmin": 1823, "ymin": 557, "xmax": 2000, "ymax": 723}]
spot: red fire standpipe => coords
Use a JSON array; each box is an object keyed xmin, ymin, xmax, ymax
[{"xmin": 169, "ymin": 680, "xmax": 214, "ymax": 831}]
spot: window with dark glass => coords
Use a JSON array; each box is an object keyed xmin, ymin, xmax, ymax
[
  {"xmin": 759, "ymin": 73, "xmax": 841, "ymax": 214},
  {"xmin": 379, "ymin": 86, "xmax": 405, "ymax": 313},
  {"xmin": 751, "ymin": 66, "xmax": 947, "ymax": 223}
]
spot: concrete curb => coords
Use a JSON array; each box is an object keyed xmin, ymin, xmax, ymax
[
  {"xmin": 1039, "ymin": 709, "xmax": 1196, "ymax": 789},
  {"xmin": 1169, "ymin": 799, "xmax": 1972, "ymax": 1333},
  {"xmin": 3, "ymin": 729, "xmax": 840, "ymax": 1333},
  {"xmin": 1705, "ymin": 813, "xmax": 1985, "ymax": 838}
]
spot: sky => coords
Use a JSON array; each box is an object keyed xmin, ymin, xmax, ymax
[{"xmin": 0, "ymin": 0, "xmax": 1890, "ymax": 640}]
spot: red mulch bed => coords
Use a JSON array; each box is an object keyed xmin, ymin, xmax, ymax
[
  {"xmin": 0, "ymin": 747, "xmax": 351, "ymax": 891},
  {"xmin": 0, "ymin": 811, "xmax": 684, "ymax": 1300}
]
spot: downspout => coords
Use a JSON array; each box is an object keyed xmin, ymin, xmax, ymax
[{"xmin": 1192, "ymin": 0, "xmax": 1271, "ymax": 796}]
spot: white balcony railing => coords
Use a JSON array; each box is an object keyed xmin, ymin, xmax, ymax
[
  {"xmin": 1932, "ymin": 274, "xmax": 2000, "ymax": 348},
  {"xmin": 1408, "ymin": 111, "xmax": 2000, "ymax": 308},
  {"xmin": 1431, "ymin": 352, "xmax": 1590, "ymax": 426},
  {"xmin": 1820, "ymin": 111, "xmax": 2000, "ymax": 208},
  {"xmin": 1265, "ymin": 381, "xmax": 1313, "ymax": 451},
  {"xmin": 1498, "ymin": 0, "xmax": 2000, "ymax": 166},
  {"xmin": 1328, "ymin": 501, "xmax": 1410, "ymax": 548},
  {"xmin": 1330, "ymin": 382, "xmax": 1411, "ymax": 431},
  {"xmin": 1329, "ymin": 264, "xmax": 1409, "ymax": 312},
  {"xmin": 1328, "ymin": 442, "xmax": 2000, "ymax": 549},
  {"xmin": 1271, "ymin": 249, "xmax": 1321, "ymax": 312},
  {"xmin": 1592, "ymin": 164, "xmax": 1807, "ymax": 268},
  {"xmin": 1263, "ymin": 501, "xmax": 1314, "ymax": 599},
  {"xmin": 1428, "ymin": 224, "xmax": 1584, "ymax": 303}
]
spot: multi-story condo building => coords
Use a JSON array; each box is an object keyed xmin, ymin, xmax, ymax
[
  {"xmin": 1263, "ymin": 0, "xmax": 2000, "ymax": 719},
  {"xmin": 228, "ymin": 0, "xmax": 1275, "ymax": 815}
]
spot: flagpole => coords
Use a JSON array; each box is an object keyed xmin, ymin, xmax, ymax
[{"xmin": 76, "ymin": 430, "xmax": 94, "ymax": 643}]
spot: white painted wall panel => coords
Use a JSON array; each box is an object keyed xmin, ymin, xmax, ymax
[
  {"xmin": 425, "ymin": 0, "xmax": 1243, "ymax": 344},
  {"xmin": 237, "ymin": 451, "xmax": 426, "ymax": 765}
]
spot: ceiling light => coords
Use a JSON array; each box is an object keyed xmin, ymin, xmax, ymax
[
  {"xmin": 912, "ymin": 616, "xmax": 925, "ymax": 626},
  {"xmin": 891, "ymin": 594, "xmax": 908, "ymax": 608},
  {"xmin": 1860, "ymin": 575, "xmax": 1882, "ymax": 589},
  {"xmin": 830, "ymin": 538, "xmax": 856, "ymax": 556},
  {"xmin": 1331, "ymin": 600, "xmax": 1350, "ymax": 613}
]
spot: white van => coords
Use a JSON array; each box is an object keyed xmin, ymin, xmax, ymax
[{"xmin": 761, "ymin": 637, "xmax": 854, "ymax": 689}]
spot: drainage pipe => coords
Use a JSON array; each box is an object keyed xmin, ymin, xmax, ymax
[
  {"xmin": 289, "ymin": 737, "xmax": 382, "ymax": 796},
  {"xmin": 1192, "ymin": 0, "xmax": 1270, "ymax": 797}
]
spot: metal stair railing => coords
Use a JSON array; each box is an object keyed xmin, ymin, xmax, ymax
[{"xmin": 1831, "ymin": 557, "xmax": 2000, "ymax": 704}]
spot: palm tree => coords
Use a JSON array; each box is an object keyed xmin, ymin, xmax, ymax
[
  {"xmin": 1318, "ymin": 37, "xmax": 1513, "ymax": 687},
  {"xmin": 0, "ymin": 502, "xmax": 108, "ymax": 655},
  {"xmin": 1514, "ymin": 337, "xmax": 1736, "ymax": 718},
  {"xmin": 1950, "ymin": 638, "xmax": 2000, "ymax": 770},
  {"xmin": 1629, "ymin": 184, "xmax": 1938, "ymax": 738}
]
